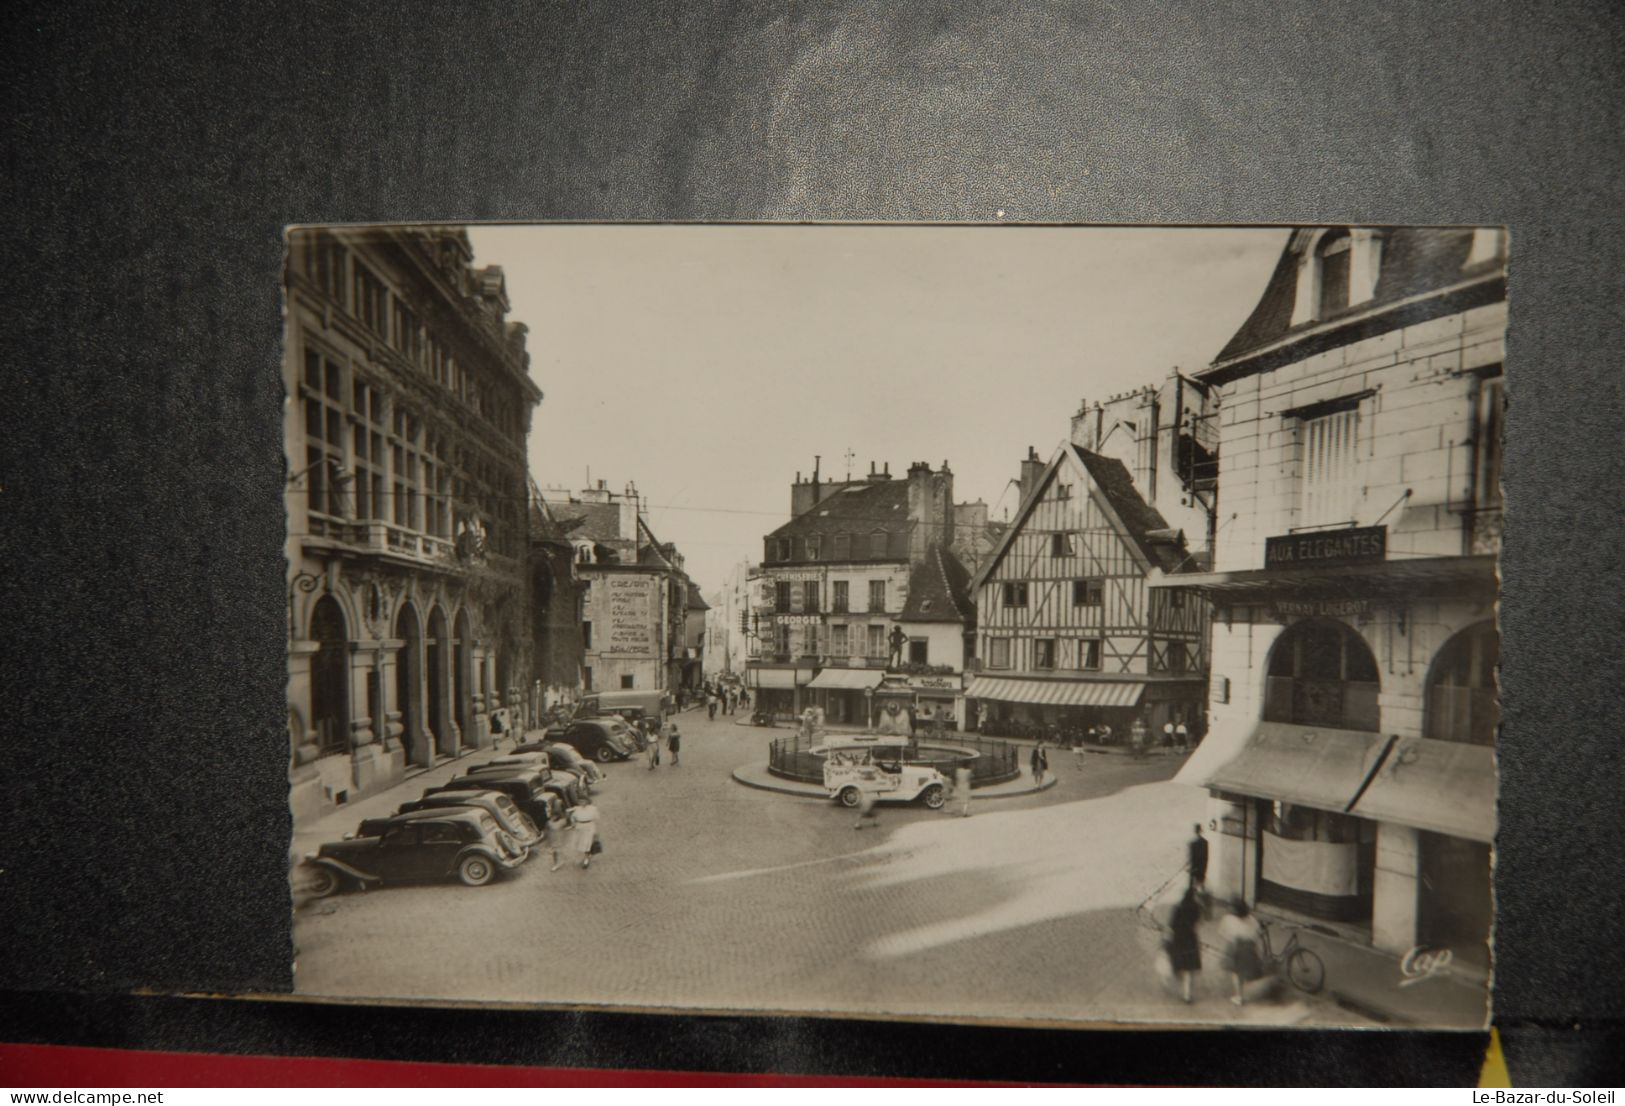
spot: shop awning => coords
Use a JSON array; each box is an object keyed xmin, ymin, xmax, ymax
[
  {"xmin": 962, "ymin": 676, "xmax": 1144, "ymax": 709},
  {"xmin": 1151, "ymin": 554, "xmax": 1498, "ymax": 601},
  {"xmin": 747, "ymin": 667, "xmax": 810, "ymax": 689},
  {"xmin": 806, "ymin": 668, "xmax": 886, "ymax": 691},
  {"xmin": 1351, "ymin": 737, "xmax": 1496, "ymax": 843},
  {"xmin": 1194, "ymin": 721, "xmax": 1390, "ymax": 812}
]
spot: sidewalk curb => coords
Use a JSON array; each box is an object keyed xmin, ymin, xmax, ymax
[{"xmin": 730, "ymin": 763, "xmax": 1059, "ymax": 799}]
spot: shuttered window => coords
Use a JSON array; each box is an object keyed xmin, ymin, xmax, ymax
[{"xmin": 1299, "ymin": 408, "xmax": 1360, "ymax": 527}]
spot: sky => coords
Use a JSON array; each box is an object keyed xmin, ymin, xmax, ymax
[{"xmin": 467, "ymin": 224, "xmax": 1290, "ymax": 596}]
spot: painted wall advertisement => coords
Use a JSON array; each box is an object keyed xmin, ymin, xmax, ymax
[{"xmin": 604, "ymin": 575, "xmax": 658, "ymax": 656}]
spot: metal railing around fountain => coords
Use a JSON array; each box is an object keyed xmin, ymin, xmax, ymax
[{"xmin": 766, "ymin": 732, "xmax": 1020, "ymax": 787}]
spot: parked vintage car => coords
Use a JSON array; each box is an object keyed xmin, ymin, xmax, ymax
[
  {"xmin": 822, "ymin": 753, "xmax": 949, "ymax": 810},
  {"xmin": 302, "ymin": 809, "xmax": 526, "ymax": 895},
  {"xmin": 543, "ymin": 719, "xmax": 639, "ymax": 763},
  {"xmin": 511, "ymin": 740, "xmax": 606, "ymax": 785},
  {"xmin": 430, "ymin": 772, "xmax": 565, "ymax": 822},
  {"xmin": 391, "ymin": 789, "xmax": 542, "ymax": 848},
  {"xmin": 463, "ymin": 757, "xmax": 588, "ymax": 806}
]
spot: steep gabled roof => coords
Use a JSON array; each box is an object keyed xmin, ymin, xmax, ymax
[
  {"xmin": 544, "ymin": 499, "xmax": 625, "ymax": 544},
  {"xmin": 685, "ymin": 581, "xmax": 710, "ymax": 611},
  {"xmin": 899, "ymin": 543, "xmax": 974, "ymax": 624},
  {"xmin": 970, "ymin": 443, "xmax": 1194, "ymax": 593},
  {"xmin": 766, "ymin": 479, "xmax": 912, "ymax": 542}
]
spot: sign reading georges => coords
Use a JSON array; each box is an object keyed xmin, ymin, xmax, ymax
[
  {"xmin": 604, "ymin": 575, "xmax": 658, "ymax": 655},
  {"xmin": 1265, "ymin": 525, "xmax": 1386, "ymax": 570}
]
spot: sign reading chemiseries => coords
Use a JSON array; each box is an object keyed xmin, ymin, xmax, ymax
[{"xmin": 604, "ymin": 575, "xmax": 658, "ymax": 655}]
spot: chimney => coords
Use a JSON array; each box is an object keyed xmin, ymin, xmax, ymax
[
  {"xmin": 1017, "ymin": 447, "xmax": 1045, "ymax": 508},
  {"xmin": 907, "ymin": 461, "xmax": 954, "ymax": 563},
  {"xmin": 790, "ymin": 470, "xmax": 817, "ymax": 517},
  {"xmin": 1070, "ymin": 399, "xmax": 1094, "ymax": 449}
]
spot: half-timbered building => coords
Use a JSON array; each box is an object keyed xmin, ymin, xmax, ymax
[{"xmin": 967, "ymin": 444, "xmax": 1209, "ymax": 739}]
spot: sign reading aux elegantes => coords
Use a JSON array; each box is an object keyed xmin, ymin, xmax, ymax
[
  {"xmin": 1264, "ymin": 525, "xmax": 1386, "ymax": 570},
  {"xmin": 604, "ymin": 575, "xmax": 658, "ymax": 655}
]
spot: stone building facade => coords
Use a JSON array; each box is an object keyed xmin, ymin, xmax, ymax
[
  {"xmin": 285, "ymin": 227, "xmax": 541, "ymax": 821},
  {"xmin": 1166, "ymin": 226, "xmax": 1505, "ymax": 985}
]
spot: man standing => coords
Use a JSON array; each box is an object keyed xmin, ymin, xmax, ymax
[
  {"xmin": 707, "ymin": 690, "xmax": 718, "ymax": 721},
  {"xmin": 647, "ymin": 722, "xmax": 662, "ymax": 770},
  {"xmin": 667, "ymin": 724, "xmax": 681, "ymax": 766},
  {"xmin": 1187, "ymin": 823, "xmax": 1209, "ymax": 898},
  {"xmin": 954, "ymin": 763, "xmax": 973, "ymax": 818},
  {"xmin": 1175, "ymin": 719, "xmax": 1190, "ymax": 753},
  {"xmin": 1131, "ymin": 717, "xmax": 1148, "ymax": 760}
]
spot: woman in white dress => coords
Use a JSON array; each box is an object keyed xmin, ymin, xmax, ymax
[{"xmin": 569, "ymin": 800, "xmax": 601, "ymax": 870}]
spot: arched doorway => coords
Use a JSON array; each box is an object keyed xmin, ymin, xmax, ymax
[
  {"xmin": 1425, "ymin": 620, "xmax": 1499, "ymax": 746},
  {"xmin": 309, "ymin": 595, "xmax": 350, "ymax": 760},
  {"xmin": 426, "ymin": 606, "xmax": 452, "ymax": 755},
  {"xmin": 1263, "ymin": 618, "xmax": 1381, "ymax": 731},
  {"xmin": 395, "ymin": 602, "xmax": 428, "ymax": 767},
  {"xmin": 453, "ymin": 609, "xmax": 473, "ymax": 749}
]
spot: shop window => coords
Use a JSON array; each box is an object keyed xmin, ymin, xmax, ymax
[
  {"xmin": 868, "ymin": 580, "xmax": 886, "ymax": 612},
  {"xmin": 1075, "ymin": 638, "xmax": 1102, "ymax": 671},
  {"xmin": 988, "ymin": 637, "xmax": 1011, "ymax": 669},
  {"xmin": 1034, "ymin": 638, "xmax": 1056, "ymax": 670},
  {"xmin": 1266, "ymin": 801, "xmax": 1363, "ymax": 844},
  {"xmin": 832, "ymin": 580, "xmax": 849, "ymax": 613},
  {"xmin": 1425, "ymin": 621, "xmax": 1499, "ymax": 746},
  {"xmin": 1002, "ymin": 582, "xmax": 1029, "ymax": 608},
  {"xmin": 1264, "ymin": 619, "xmax": 1381, "ymax": 731},
  {"xmin": 908, "ymin": 639, "xmax": 929, "ymax": 665},
  {"xmin": 1072, "ymin": 578, "xmax": 1103, "ymax": 607}
]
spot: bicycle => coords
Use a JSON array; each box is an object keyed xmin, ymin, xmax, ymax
[{"xmin": 1259, "ymin": 920, "xmax": 1327, "ymax": 994}]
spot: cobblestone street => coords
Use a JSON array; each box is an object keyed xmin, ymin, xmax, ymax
[{"xmin": 293, "ymin": 712, "xmax": 1365, "ymax": 1026}]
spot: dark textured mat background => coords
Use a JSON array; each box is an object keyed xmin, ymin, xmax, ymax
[{"xmin": 1, "ymin": 0, "xmax": 1620, "ymax": 1086}]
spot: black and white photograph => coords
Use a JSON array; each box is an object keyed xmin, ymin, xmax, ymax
[{"xmin": 284, "ymin": 223, "xmax": 1503, "ymax": 1030}]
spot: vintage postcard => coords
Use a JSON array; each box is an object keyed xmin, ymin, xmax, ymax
[{"xmin": 284, "ymin": 224, "xmax": 1502, "ymax": 1028}]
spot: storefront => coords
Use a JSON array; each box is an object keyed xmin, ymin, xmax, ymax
[
  {"xmin": 908, "ymin": 674, "xmax": 964, "ymax": 732},
  {"xmin": 806, "ymin": 667, "xmax": 884, "ymax": 726},
  {"xmin": 746, "ymin": 665, "xmax": 812, "ymax": 720},
  {"xmin": 963, "ymin": 674, "xmax": 1203, "ymax": 740}
]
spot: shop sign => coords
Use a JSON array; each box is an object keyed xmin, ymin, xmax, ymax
[
  {"xmin": 604, "ymin": 575, "xmax": 657, "ymax": 656},
  {"xmin": 1270, "ymin": 597, "xmax": 1374, "ymax": 620},
  {"xmin": 908, "ymin": 675, "xmax": 960, "ymax": 691},
  {"xmin": 1264, "ymin": 525, "xmax": 1386, "ymax": 570}
]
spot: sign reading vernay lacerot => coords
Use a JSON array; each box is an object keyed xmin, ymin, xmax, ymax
[{"xmin": 1264, "ymin": 525, "xmax": 1387, "ymax": 570}]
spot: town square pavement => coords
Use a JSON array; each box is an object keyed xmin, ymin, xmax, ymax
[{"xmin": 291, "ymin": 710, "xmax": 1366, "ymax": 1027}]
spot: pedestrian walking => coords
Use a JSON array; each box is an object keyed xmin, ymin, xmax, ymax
[
  {"xmin": 853, "ymin": 786, "xmax": 879, "ymax": 830},
  {"xmin": 667, "ymin": 724, "xmax": 681, "ymax": 766},
  {"xmin": 490, "ymin": 708, "xmax": 506, "ymax": 746},
  {"xmin": 1166, "ymin": 886, "xmax": 1203, "ymax": 1003},
  {"xmin": 707, "ymin": 691, "xmax": 718, "ymax": 720},
  {"xmin": 1030, "ymin": 742, "xmax": 1048, "ymax": 786},
  {"xmin": 1130, "ymin": 717, "xmax": 1148, "ymax": 760},
  {"xmin": 954, "ymin": 763, "xmax": 972, "ymax": 817},
  {"xmin": 543, "ymin": 799, "xmax": 572, "ymax": 872},
  {"xmin": 1218, "ymin": 898, "xmax": 1266, "ymax": 1006},
  {"xmin": 568, "ymin": 799, "xmax": 600, "ymax": 870},
  {"xmin": 1163, "ymin": 720, "xmax": 1176, "ymax": 750},
  {"xmin": 1187, "ymin": 823, "xmax": 1209, "ymax": 898},
  {"xmin": 1175, "ymin": 720, "xmax": 1190, "ymax": 753},
  {"xmin": 647, "ymin": 724, "xmax": 662, "ymax": 769}
]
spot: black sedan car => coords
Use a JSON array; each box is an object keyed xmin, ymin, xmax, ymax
[
  {"xmin": 430, "ymin": 772, "xmax": 567, "ymax": 821},
  {"xmin": 389, "ymin": 790, "xmax": 542, "ymax": 848},
  {"xmin": 546, "ymin": 719, "xmax": 639, "ymax": 763},
  {"xmin": 302, "ymin": 809, "xmax": 526, "ymax": 896}
]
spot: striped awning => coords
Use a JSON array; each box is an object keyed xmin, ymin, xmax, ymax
[
  {"xmin": 806, "ymin": 668, "xmax": 886, "ymax": 690},
  {"xmin": 962, "ymin": 676, "xmax": 1144, "ymax": 709}
]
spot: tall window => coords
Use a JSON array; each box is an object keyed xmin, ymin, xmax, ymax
[
  {"xmin": 775, "ymin": 622, "xmax": 792, "ymax": 656},
  {"xmin": 583, "ymin": 666, "xmax": 593, "ymax": 690},
  {"xmin": 391, "ymin": 297, "xmax": 421, "ymax": 364},
  {"xmin": 1072, "ymin": 579, "xmax": 1103, "ymax": 607},
  {"xmin": 1300, "ymin": 406, "xmax": 1361, "ymax": 527},
  {"xmin": 866, "ymin": 624, "xmax": 886, "ymax": 658},
  {"xmin": 908, "ymin": 639, "xmax": 929, "ymax": 665},
  {"xmin": 350, "ymin": 376, "xmax": 385, "ymax": 521},
  {"xmin": 303, "ymin": 349, "xmax": 347, "ymax": 520},
  {"xmin": 806, "ymin": 535, "xmax": 821, "ymax": 560},
  {"xmin": 1002, "ymin": 582, "xmax": 1029, "ymax": 608},
  {"xmin": 776, "ymin": 538, "xmax": 792, "ymax": 561},
  {"xmin": 581, "ymin": 621, "xmax": 592, "ymax": 648},
  {"xmin": 988, "ymin": 637, "xmax": 1012, "ymax": 669},
  {"xmin": 1426, "ymin": 621, "xmax": 1499, "ymax": 746},
  {"xmin": 803, "ymin": 581, "xmax": 820, "ymax": 613},
  {"xmin": 391, "ymin": 405, "xmax": 424, "ymax": 531},
  {"xmin": 1034, "ymin": 638, "xmax": 1056, "ymax": 669},
  {"xmin": 1051, "ymin": 532, "xmax": 1074, "ymax": 557},
  {"xmin": 831, "ymin": 624, "xmax": 849, "ymax": 656},
  {"xmin": 1317, "ymin": 232, "xmax": 1352, "ymax": 318},
  {"xmin": 304, "ymin": 234, "xmax": 348, "ymax": 307},
  {"xmin": 775, "ymin": 581, "xmax": 792, "ymax": 613},
  {"xmin": 353, "ymin": 262, "xmax": 388, "ymax": 337},
  {"xmin": 868, "ymin": 580, "xmax": 886, "ymax": 613},
  {"xmin": 1075, "ymin": 638, "xmax": 1102, "ymax": 671},
  {"xmin": 832, "ymin": 580, "xmax": 849, "ymax": 612}
]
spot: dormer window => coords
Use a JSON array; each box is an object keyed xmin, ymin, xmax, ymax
[
  {"xmin": 776, "ymin": 538, "xmax": 792, "ymax": 561},
  {"xmin": 1292, "ymin": 228, "xmax": 1385, "ymax": 327},
  {"xmin": 806, "ymin": 535, "xmax": 821, "ymax": 560}
]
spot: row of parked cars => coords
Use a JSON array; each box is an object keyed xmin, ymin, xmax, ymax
[{"xmin": 297, "ymin": 723, "xmax": 641, "ymax": 898}]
